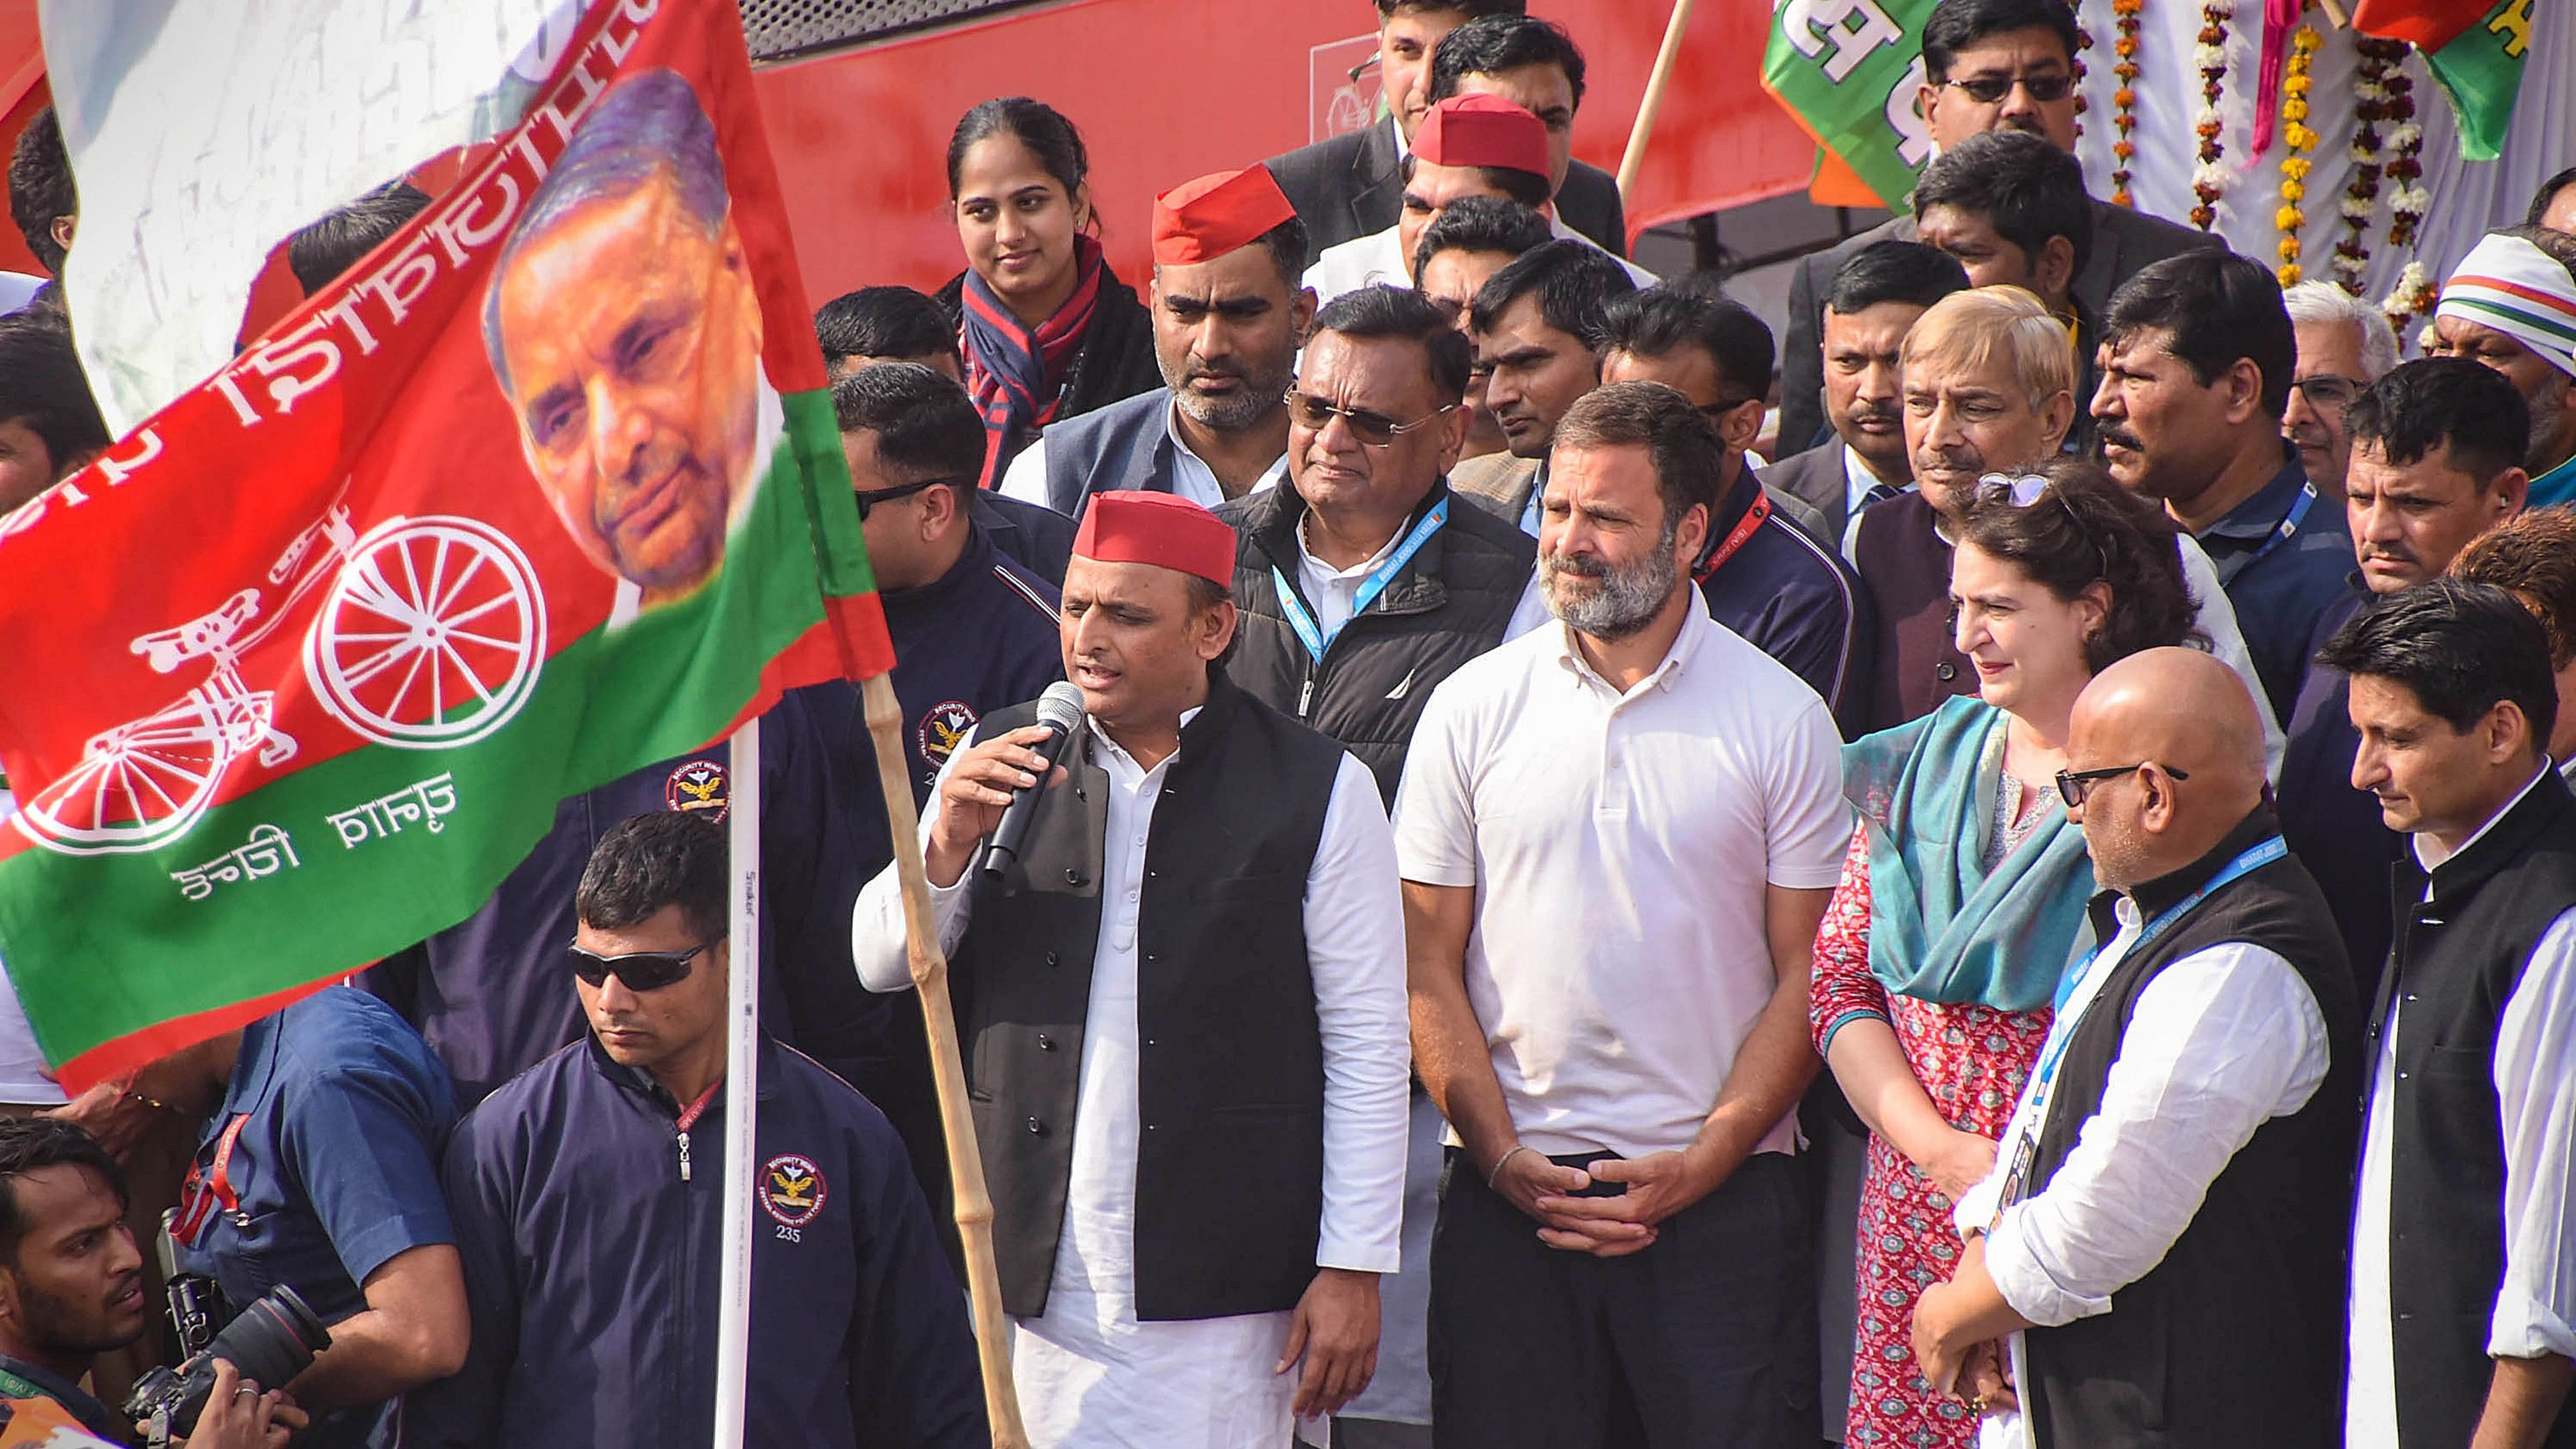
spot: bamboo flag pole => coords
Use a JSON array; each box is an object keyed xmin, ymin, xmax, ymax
[
  {"xmin": 1616, "ymin": 0, "xmax": 1703, "ymax": 199},
  {"xmin": 712, "ymin": 721, "xmax": 763, "ymax": 1449},
  {"xmin": 861, "ymin": 672, "xmax": 1031, "ymax": 1448}
]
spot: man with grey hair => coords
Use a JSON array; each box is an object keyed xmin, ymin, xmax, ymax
[
  {"xmin": 2282, "ymin": 280, "xmax": 2401, "ymax": 501},
  {"xmin": 1399, "ymin": 380, "xmax": 1848, "ymax": 1443},
  {"xmin": 484, "ymin": 67, "xmax": 764, "ymax": 616}
]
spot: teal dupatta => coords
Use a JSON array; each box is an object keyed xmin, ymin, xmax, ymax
[{"xmin": 1842, "ymin": 694, "xmax": 2097, "ymax": 1013}]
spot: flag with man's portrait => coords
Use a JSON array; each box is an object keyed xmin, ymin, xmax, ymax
[{"xmin": 0, "ymin": 0, "xmax": 890, "ymax": 1091}]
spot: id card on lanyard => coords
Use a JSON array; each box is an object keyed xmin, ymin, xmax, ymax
[
  {"xmin": 1272, "ymin": 498, "xmax": 1449, "ymax": 666},
  {"xmin": 173, "ymin": 1114, "xmax": 252, "ymax": 1246},
  {"xmin": 1988, "ymin": 836, "xmax": 2287, "ymax": 1228}
]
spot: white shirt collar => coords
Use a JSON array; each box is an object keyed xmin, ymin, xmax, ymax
[
  {"xmin": 1389, "ymin": 111, "xmax": 1409, "ymax": 162},
  {"xmin": 2415, "ymin": 762, "xmax": 2555, "ymax": 870},
  {"xmin": 1296, "ymin": 508, "xmax": 1407, "ymax": 583},
  {"xmin": 1163, "ymin": 398, "xmax": 1287, "ymax": 497},
  {"xmin": 1551, "ymin": 593, "xmax": 1712, "ymax": 698}
]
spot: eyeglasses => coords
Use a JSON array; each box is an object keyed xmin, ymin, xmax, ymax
[
  {"xmin": 568, "ymin": 941, "xmax": 712, "ymax": 992},
  {"xmin": 854, "ymin": 476, "xmax": 962, "ymax": 521},
  {"xmin": 2054, "ymin": 762, "xmax": 2190, "ymax": 808},
  {"xmin": 2293, "ymin": 375, "xmax": 2363, "ymax": 412},
  {"xmin": 1283, "ymin": 389, "xmax": 1457, "ymax": 448},
  {"xmin": 1942, "ymin": 71, "xmax": 2074, "ymax": 104}
]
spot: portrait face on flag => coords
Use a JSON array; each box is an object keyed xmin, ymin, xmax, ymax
[{"xmin": 482, "ymin": 67, "xmax": 772, "ymax": 616}]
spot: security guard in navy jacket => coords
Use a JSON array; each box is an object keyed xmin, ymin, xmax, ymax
[{"xmin": 402, "ymin": 812, "xmax": 983, "ymax": 1449}]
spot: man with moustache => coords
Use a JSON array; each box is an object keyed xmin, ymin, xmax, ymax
[
  {"xmin": 1448, "ymin": 241, "xmax": 1636, "ymax": 534},
  {"xmin": 2093, "ymin": 251, "xmax": 2353, "ymax": 723},
  {"xmin": 1914, "ymin": 648, "xmax": 2356, "ymax": 1449},
  {"xmin": 1411, "ymin": 196, "xmax": 1553, "ymax": 465},
  {"xmin": 1764, "ymin": 241, "xmax": 1968, "ymax": 552},
  {"xmin": 1778, "ymin": 0, "xmax": 2215, "ymax": 453},
  {"xmin": 2429, "ymin": 227, "xmax": 2576, "ymax": 509},
  {"xmin": 1848, "ymin": 285, "xmax": 2272, "ymax": 746},
  {"xmin": 2278, "ymin": 358, "xmax": 2531, "ymax": 994},
  {"xmin": 1401, "ymin": 383, "xmax": 1849, "ymax": 1444},
  {"xmin": 2281, "ymin": 280, "xmax": 2399, "ymax": 503},
  {"xmin": 1001, "ymin": 166, "xmax": 1314, "ymax": 516}
]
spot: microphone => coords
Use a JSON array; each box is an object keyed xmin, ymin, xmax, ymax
[{"xmin": 979, "ymin": 682, "xmax": 1088, "ymax": 883}]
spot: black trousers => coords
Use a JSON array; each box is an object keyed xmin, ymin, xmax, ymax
[{"xmin": 1428, "ymin": 1149, "xmax": 1815, "ymax": 1449}]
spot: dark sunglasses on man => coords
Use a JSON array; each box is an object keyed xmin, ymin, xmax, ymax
[
  {"xmin": 1943, "ymin": 71, "xmax": 2074, "ymax": 104},
  {"xmin": 2055, "ymin": 761, "xmax": 2190, "ymax": 809},
  {"xmin": 568, "ymin": 940, "xmax": 712, "ymax": 992},
  {"xmin": 854, "ymin": 475, "xmax": 969, "ymax": 521},
  {"xmin": 1283, "ymin": 388, "xmax": 1455, "ymax": 448}
]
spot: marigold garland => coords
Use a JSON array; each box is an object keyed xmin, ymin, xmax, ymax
[
  {"xmin": 2110, "ymin": 0, "xmax": 2145, "ymax": 206},
  {"xmin": 2072, "ymin": 23, "xmax": 2092, "ymax": 142},
  {"xmin": 2381, "ymin": 260, "xmax": 2436, "ymax": 350},
  {"xmin": 2274, "ymin": 24, "xmax": 2321, "ymax": 286},
  {"xmin": 2382, "ymin": 55, "xmax": 2427, "ymax": 250},
  {"xmin": 2333, "ymin": 39, "xmax": 2405, "ymax": 294},
  {"xmin": 2190, "ymin": 1, "xmax": 2233, "ymax": 231}
]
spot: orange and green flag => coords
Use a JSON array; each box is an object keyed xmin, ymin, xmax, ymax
[{"xmin": 0, "ymin": 0, "xmax": 890, "ymax": 1090}]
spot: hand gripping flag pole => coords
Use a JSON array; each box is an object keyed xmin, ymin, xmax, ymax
[{"xmin": 862, "ymin": 673, "xmax": 1033, "ymax": 1447}]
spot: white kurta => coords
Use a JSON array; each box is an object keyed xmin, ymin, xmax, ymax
[
  {"xmin": 998, "ymin": 395, "xmax": 1288, "ymax": 512},
  {"xmin": 853, "ymin": 714, "xmax": 1411, "ymax": 1449}
]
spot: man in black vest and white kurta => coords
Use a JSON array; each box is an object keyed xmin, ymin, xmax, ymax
[
  {"xmin": 1912, "ymin": 648, "xmax": 2358, "ymax": 1448},
  {"xmin": 997, "ymin": 167, "xmax": 1313, "ymax": 520},
  {"xmin": 852, "ymin": 490, "xmax": 1410, "ymax": 1447},
  {"xmin": 2315, "ymin": 580, "xmax": 2576, "ymax": 1449}
]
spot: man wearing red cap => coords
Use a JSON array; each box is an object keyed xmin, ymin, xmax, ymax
[
  {"xmin": 853, "ymin": 491, "xmax": 1411, "ymax": 1448},
  {"xmin": 1301, "ymin": 95, "xmax": 1648, "ymax": 310},
  {"xmin": 1000, "ymin": 167, "xmax": 1314, "ymax": 519}
]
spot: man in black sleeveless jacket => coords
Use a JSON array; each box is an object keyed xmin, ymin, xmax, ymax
[
  {"xmin": 2317, "ymin": 581, "xmax": 2576, "ymax": 1449},
  {"xmin": 852, "ymin": 490, "xmax": 1410, "ymax": 1446},
  {"xmin": 1913, "ymin": 648, "xmax": 2357, "ymax": 1448},
  {"xmin": 1220, "ymin": 284, "xmax": 1536, "ymax": 805}
]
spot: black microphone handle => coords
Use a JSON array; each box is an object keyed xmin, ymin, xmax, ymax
[{"xmin": 978, "ymin": 719, "xmax": 1073, "ymax": 880}]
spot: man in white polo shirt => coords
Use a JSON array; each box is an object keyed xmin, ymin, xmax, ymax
[{"xmin": 1396, "ymin": 380, "xmax": 1850, "ymax": 1446}]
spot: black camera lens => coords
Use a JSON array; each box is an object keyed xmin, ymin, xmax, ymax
[{"xmin": 123, "ymin": 1285, "xmax": 333, "ymax": 1437}]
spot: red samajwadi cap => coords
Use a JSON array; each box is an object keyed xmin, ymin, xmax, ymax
[
  {"xmin": 1071, "ymin": 490, "xmax": 1239, "ymax": 588},
  {"xmin": 1151, "ymin": 165, "xmax": 1299, "ymax": 266},
  {"xmin": 1413, "ymin": 94, "xmax": 1550, "ymax": 181}
]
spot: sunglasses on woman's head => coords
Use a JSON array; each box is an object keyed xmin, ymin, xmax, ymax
[{"xmin": 567, "ymin": 941, "xmax": 711, "ymax": 992}]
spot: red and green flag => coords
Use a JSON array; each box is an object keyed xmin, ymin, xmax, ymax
[
  {"xmin": 2351, "ymin": 0, "xmax": 2532, "ymax": 160},
  {"xmin": 1764, "ymin": 0, "xmax": 1940, "ymax": 209},
  {"xmin": 0, "ymin": 0, "xmax": 890, "ymax": 1091}
]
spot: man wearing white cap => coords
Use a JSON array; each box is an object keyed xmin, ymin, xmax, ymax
[{"xmin": 2434, "ymin": 226, "xmax": 2576, "ymax": 508}]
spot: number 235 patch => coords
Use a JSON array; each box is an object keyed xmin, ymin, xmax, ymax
[{"xmin": 760, "ymin": 1153, "xmax": 828, "ymax": 1236}]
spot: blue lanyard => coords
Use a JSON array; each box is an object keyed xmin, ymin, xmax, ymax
[
  {"xmin": 2030, "ymin": 835, "xmax": 2289, "ymax": 1096},
  {"xmin": 2244, "ymin": 482, "xmax": 2316, "ymax": 570},
  {"xmin": 1271, "ymin": 498, "xmax": 1448, "ymax": 664}
]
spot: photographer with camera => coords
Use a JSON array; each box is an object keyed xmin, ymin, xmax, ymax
[
  {"xmin": 127, "ymin": 987, "xmax": 466, "ymax": 1449},
  {"xmin": 0, "ymin": 1117, "xmax": 299, "ymax": 1448}
]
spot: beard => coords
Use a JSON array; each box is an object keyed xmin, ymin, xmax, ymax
[
  {"xmin": 1164, "ymin": 348, "xmax": 1295, "ymax": 434},
  {"xmin": 2529, "ymin": 374, "xmax": 2568, "ymax": 470},
  {"xmin": 1541, "ymin": 518, "xmax": 1682, "ymax": 641},
  {"xmin": 10, "ymin": 1269, "xmax": 141, "ymax": 1359}
]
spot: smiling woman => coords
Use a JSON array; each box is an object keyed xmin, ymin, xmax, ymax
[{"xmin": 937, "ymin": 98, "xmax": 1162, "ymax": 490}]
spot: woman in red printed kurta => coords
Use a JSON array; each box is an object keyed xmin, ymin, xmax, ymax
[{"xmin": 1808, "ymin": 461, "xmax": 2202, "ymax": 1445}]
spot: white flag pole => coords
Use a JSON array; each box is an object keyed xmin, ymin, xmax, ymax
[{"xmin": 712, "ymin": 719, "xmax": 762, "ymax": 1449}]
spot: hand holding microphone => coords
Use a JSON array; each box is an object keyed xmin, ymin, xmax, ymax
[{"xmin": 923, "ymin": 682, "xmax": 1087, "ymax": 887}]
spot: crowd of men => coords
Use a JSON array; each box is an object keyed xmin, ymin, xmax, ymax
[{"xmin": 3, "ymin": 0, "xmax": 2576, "ymax": 1446}]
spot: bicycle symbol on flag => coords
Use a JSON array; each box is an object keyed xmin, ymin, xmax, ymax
[{"xmin": 15, "ymin": 504, "xmax": 546, "ymax": 856}]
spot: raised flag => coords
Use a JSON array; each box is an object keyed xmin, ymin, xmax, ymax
[
  {"xmin": 2350, "ymin": 0, "xmax": 2532, "ymax": 160},
  {"xmin": 1763, "ymin": 0, "xmax": 1938, "ymax": 209},
  {"xmin": 0, "ymin": 0, "xmax": 889, "ymax": 1091}
]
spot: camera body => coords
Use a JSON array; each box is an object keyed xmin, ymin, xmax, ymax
[{"xmin": 123, "ymin": 1282, "xmax": 332, "ymax": 1445}]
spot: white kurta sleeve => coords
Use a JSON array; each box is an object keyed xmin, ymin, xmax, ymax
[
  {"xmin": 997, "ymin": 436, "xmax": 1051, "ymax": 507},
  {"xmin": 851, "ymin": 726, "xmax": 981, "ymax": 994},
  {"xmin": 1984, "ymin": 943, "xmax": 2330, "ymax": 1326},
  {"xmin": 2489, "ymin": 908, "xmax": 2576, "ymax": 1360},
  {"xmin": 1303, "ymin": 752, "xmax": 1412, "ymax": 1274}
]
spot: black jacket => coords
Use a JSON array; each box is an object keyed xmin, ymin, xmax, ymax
[
  {"xmin": 1217, "ymin": 482, "xmax": 1533, "ymax": 805},
  {"xmin": 1264, "ymin": 114, "xmax": 1627, "ymax": 265},
  {"xmin": 2023, "ymin": 811, "xmax": 2358, "ymax": 1449},
  {"xmin": 2373, "ymin": 771, "xmax": 2576, "ymax": 1449},
  {"xmin": 956, "ymin": 674, "xmax": 1350, "ymax": 1320},
  {"xmin": 1778, "ymin": 200, "xmax": 2218, "ymax": 456},
  {"xmin": 934, "ymin": 264, "xmax": 1163, "ymax": 433}
]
